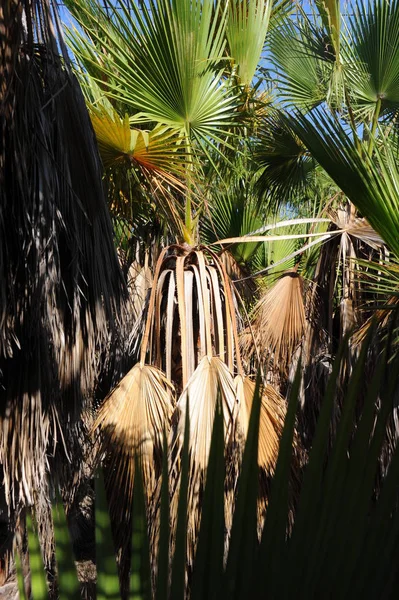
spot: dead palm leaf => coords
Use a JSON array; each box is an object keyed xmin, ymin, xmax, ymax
[
  {"xmin": 0, "ymin": 0, "xmax": 126, "ymax": 510},
  {"xmin": 139, "ymin": 245, "xmax": 242, "ymax": 392},
  {"xmin": 235, "ymin": 376, "xmax": 285, "ymax": 472},
  {"xmin": 246, "ymin": 270, "xmax": 307, "ymax": 368},
  {"xmin": 169, "ymin": 355, "xmax": 237, "ymax": 568},
  {"xmin": 127, "ymin": 260, "xmax": 153, "ymax": 325},
  {"xmin": 93, "ymin": 363, "xmax": 174, "ymax": 517},
  {"xmin": 330, "ymin": 208, "xmax": 385, "ymax": 251},
  {"xmin": 235, "ymin": 375, "xmax": 297, "ymax": 536},
  {"xmin": 176, "ymin": 356, "xmax": 237, "ymax": 470}
]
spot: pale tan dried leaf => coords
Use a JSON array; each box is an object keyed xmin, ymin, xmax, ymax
[
  {"xmin": 352, "ymin": 295, "xmax": 399, "ymax": 346},
  {"xmin": 169, "ymin": 356, "xmax": 238, "ymax": 569},
  {"xmin": 330, "ymin": 208, "xmax": 384, "ymax": 250},
  {"xmin": 127, "ymin": 261, "xmax": 153, "ymax": 323},
  {"xmin": 235, "ymin": 376, "xmax": 285, "ymax": 472},
  {"xmin": 247, "ymin": 271, "xmax": 306, "ymax": 366},
  {"xmin": 176, "ymin": 356, "xmax": 237, "ymax": 470},
  {"xmin": 93, "ymin": 363, "xmax": 174, "ymax": 511},
  {"xmin": 143, "ymin": 246, "xmax": 241, "ymax": 392}
]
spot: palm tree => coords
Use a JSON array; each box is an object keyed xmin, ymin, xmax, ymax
[
  {"xmin": 0, "ymin": 0, "xmax": 126, "ymax": 589},
  {"xmin": 63, "ymin": 0, "xmax": 303, "ymax": 588},
  {"xmin": 3, "ymin": 0, "xmax": 399, "ymax": 596},
  {"xmin": 248, "ymin": 0, "xmax": 399, "ymax": 447},
  {"xmin": 24, "ymin": 0, "xmax": 394, "ymax": 595}
]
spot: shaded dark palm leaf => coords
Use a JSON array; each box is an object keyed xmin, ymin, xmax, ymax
[{"xmin": 255, "ymin": 111, "xmax": 316, "ymax": 212}]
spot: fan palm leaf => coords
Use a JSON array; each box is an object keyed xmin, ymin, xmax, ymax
[
  {"xmin": 269, "ymin": 17, "xmax": 334, "ymax": 109},
  {"xmin": 287, "ymin": 108, "xmax": 399, "ymax": 258},
  {"xmin": 235, "ymin": 376, "xmax": 285, "ymax": 472},
  {"xmin": 244, "ymin": 270, "xmax": 307, "ymax": 367},
  {"xmin": 169, "ymin": 355, "xmax": 238, "ymax": 568},
  {"xmin": 201, "ymin": 178, "xmax": 265, "ymax": 266},
  {"xmin": 177, "ymin": 356, "xmax": 237, "ymax": 471},
  {"xmin": 65, "ymin": 0, "xmax": 238, "ymax": 148},
  {"xmin": 93, "ymin": 363, "xmax": 174, "ymax": 515},
  {"xmin": 226, "ymin": 0, "xmax": 272, "ymax": 88},
  {"xmin": 255, "ymin": 111, "xmax": 316, "ymax": 210},
  {"xmin": 343, "ymin": 0, "xmax": 399, "ymax": 121},
  {"xmin": 90, "ymin": 105, "xmax": 187, "ymax": 176}
]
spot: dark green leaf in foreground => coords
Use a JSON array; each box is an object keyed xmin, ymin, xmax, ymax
[
  {"xmin": 95, "ymin": 472, "xmax": 120, "ymax": 600},
  {"xmin": 191, "ymin": 398, "xmax": 225, "ymax": 600}
]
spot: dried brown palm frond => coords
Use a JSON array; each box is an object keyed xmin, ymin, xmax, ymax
[
  {"xmin": 177, "ymin": 356, "xmax": 237, "ymax": 470},
  {"xmin": 169, "ymin": 355, "xmax": 238, "ymax": 568},
  {"xmin": 127, "ymin": 260, "xmax": 153, "ymax": 324},
  {"xmin": 139, "ymin": 245, "xmax": 242, "ymax": 393},
  {"xmin": 352, "ymin": 296, "xmax": 399, "ymax": 347},
  {"xmin": 0, "ymin": 0, "xmax": 126, "ymax": 509},
  {"xmin": 329, "ymin": 207, "xmax": 385, "ymax": 338},
  {"xmin": 218, "ymin": 249, "xmax": 258, "ymax": 302},
  {"xmin": 329, "ymin": 208, "xmax": 384, "ymax": 250},
  {"xmin": 244, "ymin": 270, "xmax": 307, "ymax": 368},
  {"xmin": 93, "ymin": 363, "xmax": 174, "ymax": 517},
  {"xmin": 293, "ymin": 206, "xmax": 386, "ymax": 451},
  {"xmin": 235, "ymin": 375, "xmax": 299, "ymax": 536},
  {"xmin": 235, "ymin": 376, "xmax": 285, "ymax": 472},
  {"xmin": 132, "ymin": 244, "xmax": 245, "ymax": 571}
]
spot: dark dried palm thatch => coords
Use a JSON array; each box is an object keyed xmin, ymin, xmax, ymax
[{"xmin": 0, "ymin": 0, "xmax": 126, "ymax": 517}]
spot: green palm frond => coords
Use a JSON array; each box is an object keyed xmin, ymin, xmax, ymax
[
  {"xmin": 315, "ymin": 0, "xmax": 340, "ymax": 57},
  {"xmin": 226, "ymin": 0, "xmax": 272, "ymax": 87},
  {"xmin": 287, "ymin": 108, "xmax": 399, "ymax": 258},
  {"xmin": 201, "ymin": 179, "xmax": 264, "ymax": 266},
  {"xmin": 65, "ymin": 0, "xmax": 238, "ymax": 148},
  {"xmin": 259, "ymin": 233, "xmax": 298, "ymax": 279},
  {"xmin": 269, "ymin": 17, "xmax": 334, "ymax": 109},
  {"xmin": 343, "ymin": 0, "xmax": 399, "ymax": 122},
  {"xmin": 255, "ymin": 111, "xmax": 317, "ymax": 211}
]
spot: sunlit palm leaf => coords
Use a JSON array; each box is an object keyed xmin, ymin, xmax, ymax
[
  {"xmin": 65, "ymin": 0, "xmax": 238, "ymax": 147},
  {"xmin": 343, "ymin": 0, "xmax": 399, "ymax": 121},
  {"xmin": 201, "ymin": 180, "xmax": 264, "ymax": 265},
  {"xmin": 330, "ymin": 210, "xmax": 384, "ymax": 251},
  {"xmin": 235, "ymin": 376, "xmax": 285, "ymax": 472},
  {"xmin": 315, "ymin": 0, "xmax": 340, "ymax": 56},
  {"xmin": 287, "ymin": 108, "xmax": 399, "ymax": 257},
  {"xmin": 245, "ymin": 270, "xmax": 306, "ymax": 366},
  {"xmin": 170, "ymin": 355, "xmax": 237, "ymax": 568},
  {"xmin": 269, "ymin": 17, "xmax": 334, "ymax": 109},
  {"xmin": 93, "ymin": 363, "xmax": 174, "ymax": 515},
  {"xmin": 90, "ymin": 105, "xmax": 187, "ymax": 176},
  {"xmin": 177, "ymin": 356, "xmax": 237, "ymax": 470},
  {"xmin": 226, "ymin": 0, "xmax": 272, "ymax": 87}
]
